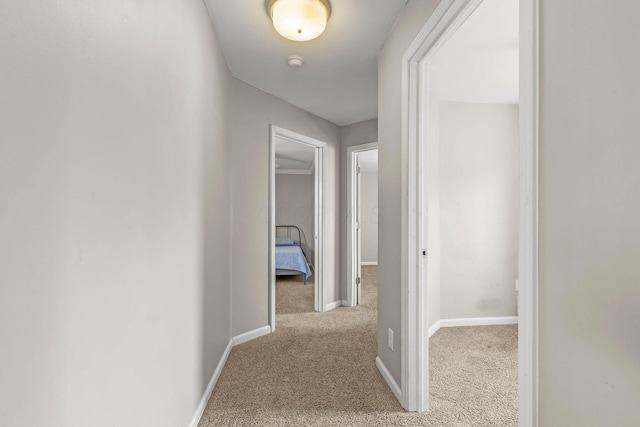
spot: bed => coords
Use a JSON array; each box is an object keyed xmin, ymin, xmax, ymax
[{"xmin": 275, "ymin": 225, "xmax": 312, "ymax": 284}]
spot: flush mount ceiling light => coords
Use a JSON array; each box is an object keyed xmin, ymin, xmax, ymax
[{"xmin": 268, "ymin": 0, "xmax": 331, "ymax": 42}]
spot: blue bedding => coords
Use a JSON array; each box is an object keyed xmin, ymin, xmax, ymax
[{"xmin": 275, "ymin": 245, "xmax": 312, "ymax": 281}]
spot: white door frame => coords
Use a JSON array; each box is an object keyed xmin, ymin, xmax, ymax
[
  {"xmin": 400, "ymin": 0, "xmax": 538, "ymax": 425},
  {"xmin": 269, "ymin": 126, "xmax": 327, "ymax": 331},
  {"xmin": 346, "ymin": 142, "xmax": 378, "ymax": 307}
]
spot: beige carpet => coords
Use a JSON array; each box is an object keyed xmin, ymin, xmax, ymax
[{"xmin": 199, "ymin": 267, "xmax": 517, "ymax": 426}]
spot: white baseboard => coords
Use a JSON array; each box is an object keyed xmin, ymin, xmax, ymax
[
  {"xmin": 439, "ymin": 316, "xmax": 518, "ymax": 328},
  {"xmin": 361, "ymin": 261, "xmax": 378, "ymax": 266},
  {"xmin": 232, "ymin": 325, "xmax": 271, "ymax": 346},
  {"xmin": 376, "ymin": 356, "xmax": 402, "ymax": 403},
  {"xmin": 428, "ymin": 320, "xmax": 442, "ymax": 338},
  {"xmin": 325, "ymin": 300, "xmax": 342, "ymax": 311},
  {"xmin": 341, "ymin": 299, "xmax": 350, "ymax": 307},
  {"xmin": 429, "ymin": 317, "xmax": 518, "ymax": 338},
  {"xmin": 190, "ymin": 326, "xmax": 273, "ymax": 426},
  {"xmin": 189, "ymin": 339, "xmax": 233, "ymax": 427}
]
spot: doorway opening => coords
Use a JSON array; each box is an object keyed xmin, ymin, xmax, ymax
[
  {"xmin": 399, "ymin": 0, "xmax": 538, "ymax": 424},
  {"xmin": 347, "ymin": 142, "xmax": 378, "ymax": 307},
  {"xmin": 269, "ymin": 126, "xmax": 327, "ymax": 331}
]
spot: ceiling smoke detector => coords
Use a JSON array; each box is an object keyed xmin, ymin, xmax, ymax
[{"xmin": 287, "ymin": 55, "xmax": 305, "ymax": 68}]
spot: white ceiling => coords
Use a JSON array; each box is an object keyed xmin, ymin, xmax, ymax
[
  {"xmin": 429, "ymin": 0, "xmax": 519, "ymax": 104},
  {"xmin": 204, "ymin": 0, "xmax": 408, "ymax": 126},
  {"xmin": 275, "ymin": 137, "xmax": 315, "ymax": 172},
  {"xmin": 358, "ymin": 149, "xmax": 378, "ymax": 173}
]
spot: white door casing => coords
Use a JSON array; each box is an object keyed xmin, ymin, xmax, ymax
[
  {"xmin": 398, "ymin": 0, "xmax": 539, "ymax": 425},
  {"xmin": 347, "ymin": 142, "xmax": 378, "ymax": 307},
  {"xmin": 269, "ymin": 126, "xmax": 327, "ymax": 331},
  {"xmin": 355, "ymin": 153, "xmax": 362, "ymax": 304},
  {"xmin": 313, "ymin": 139, "xmax": 325, "ymax": 312}
]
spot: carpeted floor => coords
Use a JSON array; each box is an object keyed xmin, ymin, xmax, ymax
[{"xmin": 199, "ymin": 266, "xmax": 517, "ymax": 426}]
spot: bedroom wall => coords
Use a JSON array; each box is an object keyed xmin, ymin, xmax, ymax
[
  {"xmin": 340, "ymin": 119, "xmax": 378, "ymax": 300},
  {"xmin": 0, "ymin": 1, "xmax": 232, "ymax": 426},
  {"xmin": 439, "ymin": 101, "xmax": 518, "ymax": 320},
  {"xmin": 275, "ymin": 174, "xmax": 315, "ymax": 265},
  {"xmin": 361, "ymin": 172, "xmax": 379, "ymax": 264},
  {"xmin": 230, "ymin": 78, "xmax": 341, "ymax": 335}
]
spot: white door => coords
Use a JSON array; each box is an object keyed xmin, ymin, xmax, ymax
[{"xmin": 355, "ymin": 153, "xmax": 362, "ymax": 304}]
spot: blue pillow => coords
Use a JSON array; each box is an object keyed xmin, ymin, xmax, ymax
[{"xmin": 276, "ymin": 237, "xmax": 295, "ymax": 246}]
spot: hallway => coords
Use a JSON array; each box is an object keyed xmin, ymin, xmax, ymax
[{"xmin": 198, "ymin": 267, "xmax": 517, "ymax": 426}]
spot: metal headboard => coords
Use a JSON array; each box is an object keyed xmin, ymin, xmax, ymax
[{"xmin": 276, "ymin": 225, "xmax": 310, "ymax": 253}]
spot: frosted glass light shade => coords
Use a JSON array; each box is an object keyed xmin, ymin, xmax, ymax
[{"xmin": 270, "ymin": 0, "xmax": 329, "ymax": 42}]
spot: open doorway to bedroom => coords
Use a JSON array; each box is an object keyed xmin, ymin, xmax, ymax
[
  {"xmin": 269, "ymin": 126, "xmax": 326, "ymax": 331},
  {"xmin": 421, "ymin": 0, "xmax": 520, "ymax": 416},
  {"xmin": 346, "ymin": 143, "xmax": 378, "ymax": 307},
  {"xmin": 398, "ymin": 0, "xmax": 538, "ymax": 421}
]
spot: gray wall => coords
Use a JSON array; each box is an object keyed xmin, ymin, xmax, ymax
[
  {"xmin": 0, "ymin": 1, "xmax": 232, "ymax": 426},
  {"xmin": 380, "ymin": 0, "xmax": 640, "ymax": 424},
  {"xmin": 538, "ymin": 1, "xmax": 640, "ymax": 425},
  {"xmin": 361, "ymin": 172, "xmax": 379, "ymax": 263},
  {"xmin": 230, "ymin": 78, "xmax": 341, "ymax": 334},
  {"xmin": 439, "ymin": 101, "xmax": 518, "ymax": 319},
  {"xmin": 340, "ymin": 119, "xmax": 378, "ymax": 300},
  {"xmin": 275, "ymin": 174, "xmax": 315, "ymax": 264},
  {"xmin": 378, "ymin": 0, "xmax": 440, "ymax": 385}
]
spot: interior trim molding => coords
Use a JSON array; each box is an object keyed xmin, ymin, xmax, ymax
[
  {"xmin": 518, "ymin": 0, "xmax": 540, "ymax": 425},
  {"xmin": 428, "ymin": 320, "xmax": 442, "ymax": 338},
  {"xmin": 347, "ymin": 141, "xmax": 379, "ymax": 307},
  {"xmin": 428, "ymin": 316, "xmax": 518, "ymax": 338},
  {"xmin": 269, "ymin": 125, "xmax": 328, "ymax": 331},
  {"xmin": 232, "ymin": 325, "xmax": 271, "ymax": 347},
  {"xmin": 190, "ymin": 324, "xmax": 277, "ymax": 426},
  {"xmin": 189, "ymin": 339, "xmax": 233, "ymax": 427},
  {"xmin": 324, "ymin": 300, "xmax": 342, "ymax": 311},
  {"xmin": 440, "ymin": 316, "xmax": 519, "ymax": 328},
  {"xmin": 376, "ymin": 357, "xmax": 402, "ymax": 403},
  {"xmin": 361, "ymin": 261, "xmax": 378, "ymax": 266},
  {"xmin": 275, "ymin": 168, "xmax": 313, "ymax": 175}
]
